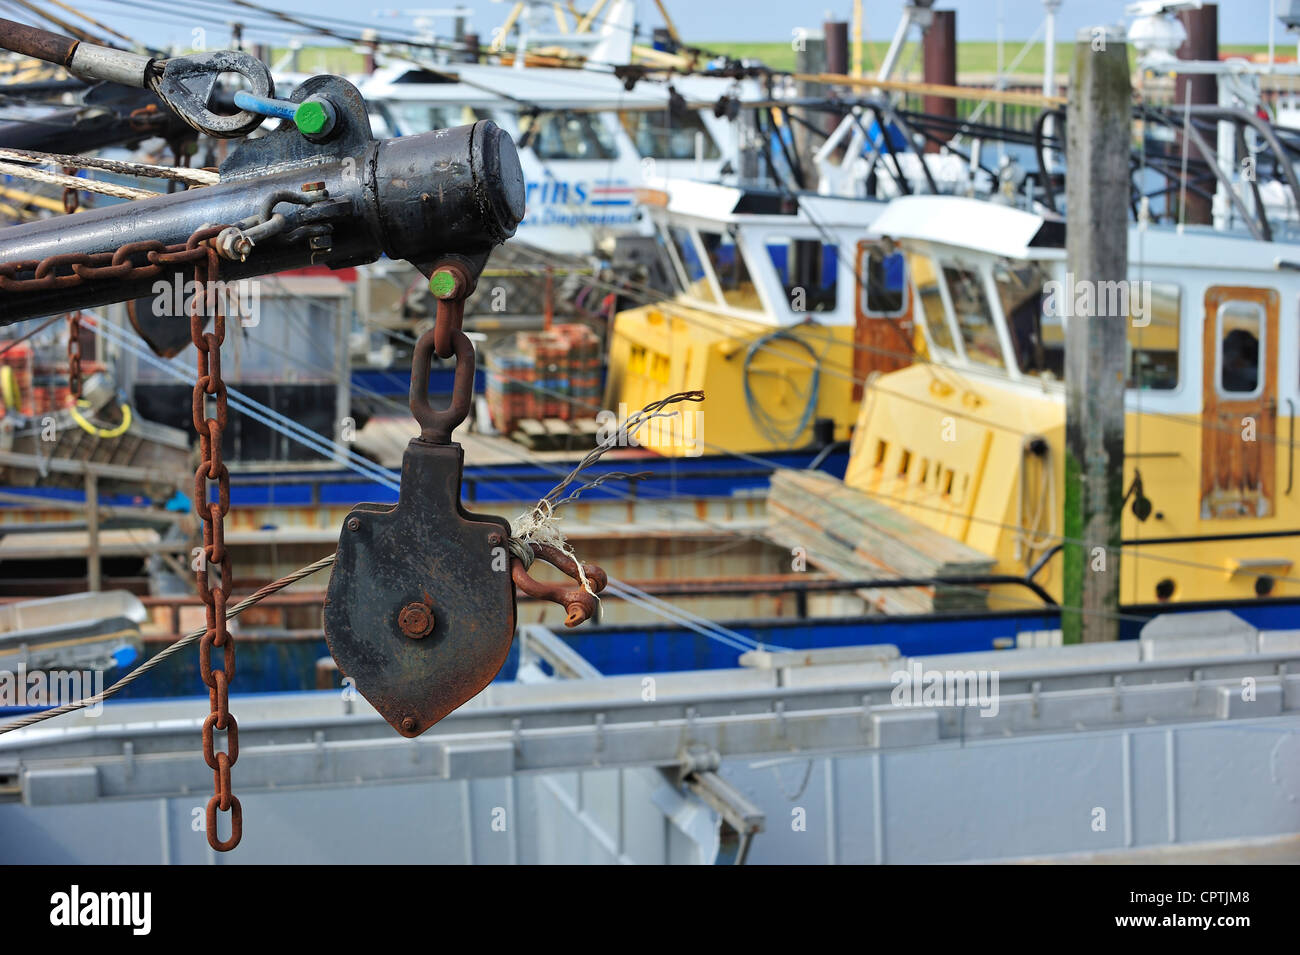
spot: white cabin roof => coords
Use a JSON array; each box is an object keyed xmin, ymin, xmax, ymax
[
  {"xmin": 873, "ymin": 194, "xmax": 1300, "ymax": 274},
  {"xmin": 871, "ymin": 195, "xmax": 1062, "ymax": 260},
  {"xmin": 653, "ymin": 178, "xmax": 883, "ymax": 230},
  {"xmin": 358, "ymin": 63, "xmax": 744, "ymax": 110}
]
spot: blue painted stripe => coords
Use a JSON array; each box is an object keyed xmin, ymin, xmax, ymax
[{"xmin": 98, "ymin": 596, "xmax": 1300, "ymax": 700}]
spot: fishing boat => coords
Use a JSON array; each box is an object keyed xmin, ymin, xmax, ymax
[
  {"xmin": 358, "ymin": 59, "xmax": 757, "ymax": 255},
  {"xmin": 599, "ymin": 3, "xmax": 1300, "ymax": 616},
  {"xmin": 836, "ymin": 190, "xmax": 1300, "ymax": 610},
  {"xmin": 603, "ymin": 177, "xmax": 908, "ymax": 456},
  {"xmin": 0, "ymin": 590, "xmax": 143, "ymax": 707}
]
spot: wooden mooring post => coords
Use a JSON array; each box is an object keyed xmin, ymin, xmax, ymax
[
  {"xmin": 1062, "ymin": 26, "xmax": 1130, "ymax": 643},
  {"xmin": 84, "ymin": 471, "xmax": 101, "ymax": 592}
]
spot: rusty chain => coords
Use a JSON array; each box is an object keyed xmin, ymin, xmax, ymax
[
  {"xmin": 186, "ymin": 227, "xmax": 241, "ymax": 853},
  {"xmin": 0, "ymin": 226, "xmax": 242, "ymax": 849},
  {"xmin": 61, "ymin": 165, "xmax": 79, "ymax": 216},
  {"xmin": 65, "ymin": 312, "xmax": 81, "ymax": 399},
  {"xmin": 0, "ymin": 220, "xmax": 237, "ymax": 293},
  {"xmin": 62, "ymin": 169, "xmax": 80, "ymax": 400}
]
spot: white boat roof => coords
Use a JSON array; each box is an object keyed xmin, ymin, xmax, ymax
[
  {"xmin": 871, "ymin": 195, "xmax": 1063, "ymax": 259},
  {"xmin": 358, "ymin": 62, "xmax": 741, "ymax": 110},
  {"xmin": 654, "ymin": 178, "xmax": 883, "ymax": 228},
  {"xmin": 874, "ymin": 194, "xmax": 1300, "ymax": 274}
]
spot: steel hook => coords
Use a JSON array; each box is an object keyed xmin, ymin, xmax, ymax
[{"xmin": 0, "ymin": 19, "xmax": 275, "ymax": 139}]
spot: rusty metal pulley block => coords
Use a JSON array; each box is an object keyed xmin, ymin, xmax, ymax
[
  {"xmin": 324, "ymin": 260, "xmax": 607, "ymax": 738},
  {"xmin": 323, "ymin": 435, "xmax": 517, "ymax": 737}
]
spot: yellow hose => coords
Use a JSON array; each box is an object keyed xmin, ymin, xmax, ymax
[
  {"xmin": 0, "ymin": 365, "xmax": 18, "ymax": 410},
  {"xmin": 69, "ymin": 400, "xmax": 132, "ymax": 439}
]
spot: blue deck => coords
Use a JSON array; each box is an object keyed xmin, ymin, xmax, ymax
[{"xmin": 222, "ymin": 446, "xmax": 850, "ymax": 508}]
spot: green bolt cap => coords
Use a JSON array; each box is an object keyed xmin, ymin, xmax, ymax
[
  {"xmin": 429, "ymin": 270, "xmax": 458, "ymax": 298},
  {"xmin": 294, "ymin": 100, "xmax": 332, "ymax": 136}
]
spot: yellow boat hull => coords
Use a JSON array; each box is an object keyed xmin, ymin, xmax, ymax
[
  {"xmin": 604, "ymin": 303, "xmax": 860, "ymax": 456},
  {"xmin": 844, "ymin": 365, "xmax": 1299, "ymax": 608}
]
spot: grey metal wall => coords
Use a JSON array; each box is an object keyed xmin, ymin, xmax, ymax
[
  {"xmin": 3, "ymin": 714, "xmax": 1296, "ymax": 863},
  {"xmin": 0, "ymin": 767, "xmax": 715, "ymax": 864},
  {"xmin": 725, "ymin": 717, "xmax": 1300, "ymax": 864}
]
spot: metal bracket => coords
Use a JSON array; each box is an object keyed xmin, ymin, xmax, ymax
[{"xmin": 219, "ymin": 74, "xmax": 375, "ymax": 182}]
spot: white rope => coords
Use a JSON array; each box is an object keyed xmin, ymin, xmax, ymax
[
  {"xmin": 1015, "ymin": 439, "xmax": 1057, "ymax": 561},
  {"xmin": 511, "ymin": 497, "xmax": 599, "ymax": 600},
  {"xmin": 0, "ymin": 147, "xmax": 219, "ymax": 185},
  {"xmin": 0, "ymin": 161, "xmax": 154, "ymax": 200}
]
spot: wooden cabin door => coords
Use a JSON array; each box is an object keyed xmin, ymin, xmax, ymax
[
  {"xmin": 853, "ymin": 241, "xmax": 913, "ymax": 402},
  {"xmin": 1201, "ymin": 285, "xmax": 1278, "ymax": 519}
]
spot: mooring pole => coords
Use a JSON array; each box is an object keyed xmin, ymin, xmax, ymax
[
  {"xmin": 1176, "ymin": 3, "xmax": 1218, "ymax": 225},
  {"xmin": 1063, "ymin": 26, "xmax": 1130, "ymax": 643},
  {"xmin": 922, "ymin": 9, "xmax": 957, "ymax": 154},
  {"xmin": 85, "ymin": 471, "xmax": 101, "ymax": 592}
]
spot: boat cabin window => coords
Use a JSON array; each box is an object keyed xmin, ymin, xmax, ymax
[
  {"xmin": 652, "ymin": 224, "xmax": 685, "ymax": 294},
  {"xmin": 1128, "ymin": 283, "xmax": 1181, "ymax": 390},
  {"xmin": 861, "ymin": 247, "xmax": 907, "ymax": 315},
  {"xmin": 382, "ymin": 103, "xmax": 483, "ymax": 136},
  {"xmin": 911, "ymin": 255, "xmax": 955, "ymax": 353},
  {"xmin": 994, "ymin": 263, "xmax": 1062, "ymax": 379},
  {"xmin": 667, "ymin": 225, "xmax": 718, "ymax": 302},
  {"xmin": 942, "ymin": 265, "xmax": 1005, "ymax": 370},
  {"xmin": 518, "ymin": 112, "xmax": 618, "ymax": 160},
  {"xmin": 766, "ymin": 238, "xmax": 838, "ymax": 312},
  {"xmin": 618, "ymin": 110, "xmax": 720, "ymax": 160},
  {"xmin": 1216, "ymin": 299, "xmax": 1263, "ymax": 396},
  {"xmin": 698, "ymin": 229, "xmax": 760, "ymax": 310}
]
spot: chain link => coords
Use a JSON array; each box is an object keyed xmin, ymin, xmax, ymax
[
  {"xmin": 61, "ymin": 165, "xmax": 79, "ymax": 216},
  {"xmin": 187, "ymin": 226, "xmax": 241, "ymax": 852},
  {"xmin": 65, "ymin": 312, "xmax": 81, "ymax": 400},
  {"xmin": 61, "ymin": 170, "xmax": 81, "ymax": 401},
  {"xmin": 0, "ymin": 232, "xmax": 219, "ymax": 294}
]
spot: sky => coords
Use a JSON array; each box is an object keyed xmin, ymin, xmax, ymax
[{"xmin": 63, "ymin": 0, "xmax": 1290, "ymax": 50}]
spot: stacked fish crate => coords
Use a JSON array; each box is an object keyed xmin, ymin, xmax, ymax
[{"xmin": 484, "ymin": 324, "xmax": 603, "ymax": 449}]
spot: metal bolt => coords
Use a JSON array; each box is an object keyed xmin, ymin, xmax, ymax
[
  {"xmin": 401, "ymin": 717, "xmax": 416, "ymax": 733},
  {"xmin": 214, "ymin": 227, "xmax": 253, "ymax": 262},
  {"xmin": 488, "ymin": 532, "xmax": 503, "ymax": 546},
  {"xmin": 346, "ymin": 517, "xmax": 360, "ymax": 531},
  {"xmin": 398, "ymin": 601, "xmax": 435, "ymax": 638},
  {"xmin": 429, "ymin": 268, "xmax": 462, "ymax": 300},
  {"xmin": 294, "ymin": 98, "xmax": 337, "ymax": 138}
]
